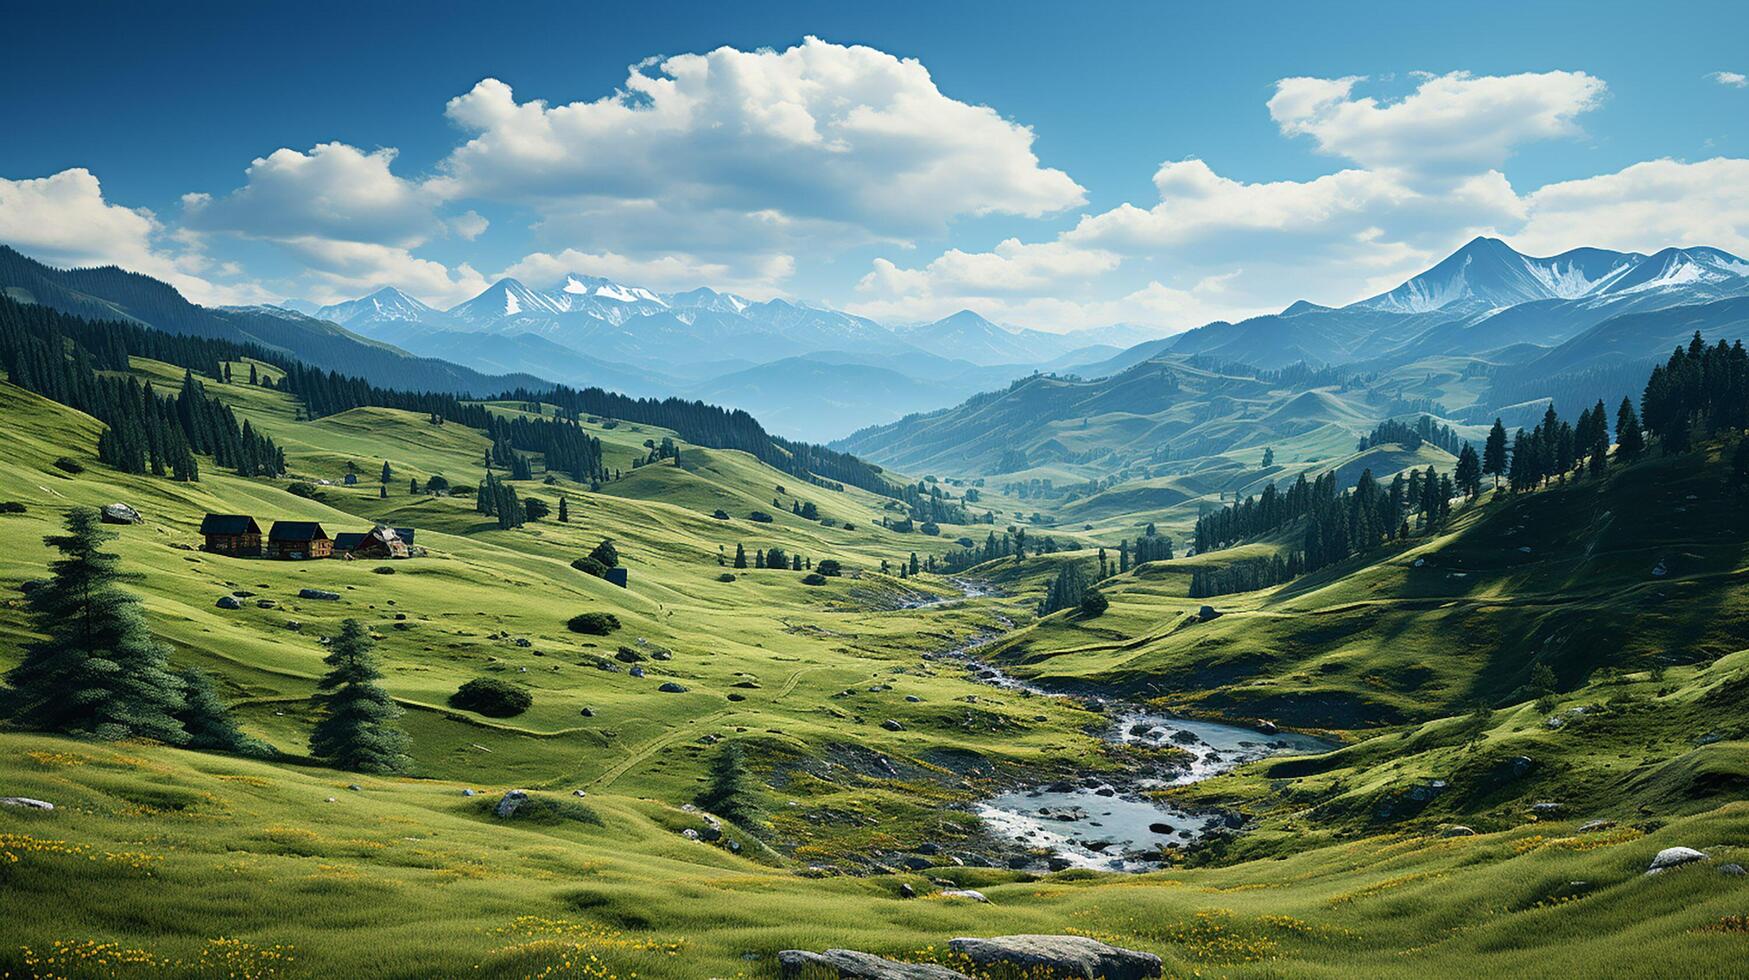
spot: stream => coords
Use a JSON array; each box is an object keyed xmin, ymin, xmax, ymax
[{"xmin": 929, "ymin": 580, "xmax": 1333, "ymax": 872}]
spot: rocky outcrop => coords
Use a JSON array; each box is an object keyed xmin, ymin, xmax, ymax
[
  {"xmin": 946, "ymin": 935, "xmax": 1162, "ymax": 979},
  {"xmin": 1646, "ymin": 846, "xmax": 1707, "ymax": 875},
  {"xmin": 777, "ymin": 949, "xmax": 967, "ymax": 979},
  {"xmin": 100, "ymin": 503, "xmax": 142, "ymax": 524}
]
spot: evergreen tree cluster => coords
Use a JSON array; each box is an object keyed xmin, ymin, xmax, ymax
[
  {"xmin": 1189, "ymin": 554, "xmax": 1302, "ymax": 598},
  {"xmin": 0, "ymin": 299, "xmax": 284, "ymax": 481},
  {"xmin": 475, "ymin": 472, "xmax": 527, "ymax": 529},
  {"xmin": 1641, "ymin": 333, "xmax": 1749, "ymax": 452},
  {"xmin": 1038, "ymin": 560, "xmax": 1090, "ymax": 615},
  {"xmin": 1358, "ymin": 415, "xmax": 1467, "ymax": 455},
  {"xmin": 1122, "ymin": 527, "xmax": 1175, "ymax": 569},
  {"xmin": 938, "ymin": 528, "xmax": 1066, "ymax": 572}
]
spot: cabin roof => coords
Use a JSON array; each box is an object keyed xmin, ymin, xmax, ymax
[
  {"xmin": 393, "ymin": 527, "xmax": 415, "ymax": 545},
  {"xmin": 199, "ymin": 514, "xmax": 260, "ymax": 536},
  {"xmin": 268, "ymin": 521, "xmax": 328, "ymax": 542},
  {"xmin": 333, "ymin": 532, "xmax": 367, "ymax": 552}
]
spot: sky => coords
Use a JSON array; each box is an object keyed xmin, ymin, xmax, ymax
[{"xmin": 2, "ymin": 0, "xmax": 1747, "ymax": 333}]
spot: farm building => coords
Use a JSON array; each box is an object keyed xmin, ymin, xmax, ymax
[
  {"xmin": 267, "ymin": 521, "xmax": 332, "ymax": 560},
  {"xmin": 333, "ymin": 532, "xmax": 366, "ymax": 553},
  {"xmin": 199, "ymin": 514, "xmax": 262, "ymax": 556},
  {"xmin": 332, "ymin": 525, "xmax": 410, "ymax": 559}
]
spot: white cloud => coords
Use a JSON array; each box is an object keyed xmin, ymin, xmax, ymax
[
  {"xmin": 275, "ymin": 237, "xmax": 488, "ymax": 307},
  {"xmin": 1516, "ymin": 157, "xmax": 1749, "ymax": 256},
  {"xmin": 1708, "ymin": 71, "xmax": 1748, "ymax": 88},
  {"xmin": 0, "ymin": 168, "xmax": 264, "ymax": 305},
  {"xmin": 498, "ymin": 248, "xmax": 795, "ymax": 297},
  {"xmin": 1268, "ymin": 70, "xmax": 1606, "ymax": 177},
  {"xmin": 428, "ymin": 37, "xmax": 1084, "ymax": 252},
  {"xmin": 183, "ymin": 142, "xmax": 444, "ymax": 247},
  {"xmin": 449, "ymin": 210, "xmax": 489, "ymax": 241}
]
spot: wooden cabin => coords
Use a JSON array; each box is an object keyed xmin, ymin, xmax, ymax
[
  {"xmin": 394, "ymin": 527, "xmax": 416, "ymax": 547},
  {"xmin": 353, "ymin": 525, "xmax": 409, "ymax": 559},
  {"xmin": 332, "ymin": 532, "xmax": 367, "ymax": 554},
  {"xmin": 267, "ymin": 521, "xmax": 332, "ymax": 560},
  {"xmin": 199, "ymin": 514, "xmax": 262, "ymax": 556}
]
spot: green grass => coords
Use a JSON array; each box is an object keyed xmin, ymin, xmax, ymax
[{"xmin": 4, "ymin": 365, "xmax": 1749, "ymax": 977}]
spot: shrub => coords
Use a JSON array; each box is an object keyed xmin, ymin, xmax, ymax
[
  {"xmin": 589, "ymin": 539, "xmax": 619, "ymax": 568},
  {"xmin": 372, "ymin": 566, "xmax": 395, "ymax": 575},
  {"xmin": 523, "ymin": 496, "xmax": 551, "ymax": 521},
  {"xmin": 1079, "ymin": 589, "xmax": 1110, "ymax": 617},
  {"xmin": 425, "ymin": 475, "xmax": 450, "ymax": 493},
  {"xmin": 717, "ymin": 572, "xmax": 737, "ymax": 582},
  {"xmin": 287, "ymin": 481, "xmax": 321, "ymax": 500},
  {"xmin": 450, "ymin": 677, "xmax": 533, "ymax": 717},
  {"xmin": 801, "ymin": 573, "xmax": 828, "ymax": 586},
  {"xmin": 567, "ymin": 612, "xmax": 621, "ymax": 636},
  {"xmin": 52, "ymin": 456, "xmax": 84, "ymax": 474},
  {"xmin": 571, "ymin": 556, "xmax": 608, "ymax": 578},
  {"xmin": 712, "ymin": 509, "xmax": 730, "ymax": 520},
  {"xmin": 920, "ymin": 521, "xmax": 941, "ymax": 536},
  {"xmin": 749, "ymin": 511, "xmax": 774, "ymax": 523},
  {"xmin": 815, "ymin": 559, "xmax": 843, "ymax": 577},
  {"xmin": 0, "ymin": 502, "xmax": 26, "ymax": 514}
]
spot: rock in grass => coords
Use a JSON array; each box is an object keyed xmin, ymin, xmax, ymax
[
  {"xmin": 1717, "ymin": 863, "xmax": 1746, "ymax": 877},
  {"xmin": 215, "ymin": 595, "xmax": 242, "ymax": 609},
  {"xmin": 658, "ymin": 682, "xmax": 688, "ymax": 693},
  {"xmin": 1578, "ymin": 819, "xmax": 1616, "ymax": 833},
  {"xmin": 1440, "ymin": 825, "xmax": 1477, "ymax": 837},
  {"xmin": 100, "ymin": 502, "xmax": 143, "ymax": 524},
  {"xmin": 1646, "ymin": 847, "xmax": 1707, "ymax": 875},
  {"xmin": 947, "ymin": 935, "xmax": 1162, "ymax": 980},
  {"xmin": 461, "ymin": 789, "xmax": 476, "ymax": 797},
  {"xmin": 881, "ymin": 719, "xmax": 905, "ymax": 732},
  {"xmin": 298, "ymin": 588, "xmax": 341, "ymax": 601},
  {"xmin": 495, "ymin": 790, "xmax": 528, "ymax": 819},
  {"xmin": 777, "ymin": 948, "xmax": 969, "ymax": 979},
  {"xmin": 0, "ymin": 797, "xmax": 54, "ymax": 810},
  {"xmin": 938, "ymin": 889, "xmax": 989, "ymax": 903}
]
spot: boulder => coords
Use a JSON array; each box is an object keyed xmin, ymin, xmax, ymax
[
  {"xmin": 100, "ymin": 502, "xmax": 142, "ymax": 525},
  {"xmin": 938, "ymin": 889, "xmax": 989, "ymax": 903},
  {"xmin": 882, "ymin": 719, "xmax": 905, "ymax": 732},
  {"xmin": 0, "ymin": 797, "xmax": 54, "ymax": 810},
  {"xmin": 1646, "ymin": 846, "xmax": 1707, "ymax": 875},
  {"xmin": 777, "ymin": 949, "xmax": 968, "ymax": 979},
  {"xmin": 658, "ymin": 682, "xmax": 688, "ymax": 693},
  {"xmin": 946, "ymin": 935, "xmax": 1162, "ymax": 979},
  {"xmin": 1439, "ymin": 825, "xmax": 1477, "ymax": 838},
  {"xmin": 461, "ymin": 789, "xmax": 476, "ymax": 797},
  {"xmin": 1197, "ymin": 605, "xmax": 1220, "ymax": 620},
  {"xmin": 1718, "ymin": 863, "xmax": 1747, "ymax": 877},
  {"xmin": 898, "ymin": 882, "xmax": 917, "ymax": 898},
  {"xmin": 1578, "ymin": 819, "xmax": 1616, "ymax": 834},
  {"xmin": 629, "ymin": 666, "xmax": 646, "ymax": 678},
  {"xmin": 215, "ymin": 596, "xmax": 243, "ymax": 610},
  {"xmin": 298, "ymin": 589, "xmax": 341, "ymax": 601},
  {"xmin": 495, "ymin": 790, "xmax": 528, "ymax": 819}
]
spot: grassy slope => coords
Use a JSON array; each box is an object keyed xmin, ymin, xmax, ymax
[{"xmin": 3, "ymin": 365, "xmax": 1748, "ymax": 977}]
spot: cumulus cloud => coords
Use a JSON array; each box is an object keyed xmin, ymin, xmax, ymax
[
  {"xmin": 1516, "ymin": 157, "xmax": 1749, "ymax": 256},
  {"xmin": 498, "ymin": 248, "xmax": 795, "ymax": 297},
  {"xmin": 183, "ymin": 143, "xmax": 444, "ymax": 246},
  {"xmin": 1268, "ymin": 70, "xmax": 1606, "ymax": 177},
  {"xmin": 428, "ymin": 37, "xmax": 1084, "ymax": 250},
  {"xmin": 0, "ymin": 168, "xmax": 264, "ymax": 305},
  {"xmin": 1708, "ymin": 71, "xmax": 1748, "ymax": 88},
  {"xmin": 275, "ymin": 236, "xmax": 489, "ymax": 307}
]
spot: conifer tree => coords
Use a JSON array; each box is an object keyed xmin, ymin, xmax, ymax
[
  {"xmin": 696, "ymin": 740, "xmax": 759, "ymax": 826},
  {"xmin": 380, "ymin": 460, "xmax": 392, "ymax": 483},
  {"xmin": 1483, "ymin": 419, "xmax": 1508, "ymax": 488},
  {"xmin": 1454, "ymin": 443, "xmax": 1481, "ymax": 498},
  {"xmin": 177, "ymin": 667, "xmax": 272, "ymax": 757},
  {"xmin": 558, "ymin": 496, "xmax": 570, "ymax": 523},
  {"xmin": 733, "ymin": 543, "xmax": 747, "ymax": 569},
  {"xmin": 309, "ymin": 620, "xmax": 409, "ymax": 774},
  {"xmin": 1616, "ymin": 397, "xmax": 1644, "ymax": 461},
  {"xmin": 3, "ymin": 507, "xmax": 188, "ymax": 742}
]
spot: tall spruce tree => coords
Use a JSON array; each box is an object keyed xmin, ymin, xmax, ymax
[
  {"xmin": 3, "ymin": 507, "xmax": 188, "ymax": 742},
  {"xmin": 697, "ymin": 740, "xmax": 760, "ymax": 827},
  {"xmin": 1483, "ymin": 419, "xmax": 1508, "ymax": 488},
  {"xmin": 177, "ymin": 667, "xmax": 272, "ymax": 757},
  {"xmin": 309, "ymin": 619, "xmax": 409, "ymax": 774}
]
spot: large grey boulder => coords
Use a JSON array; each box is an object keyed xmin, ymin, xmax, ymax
[
  {"xmin": 0, "ymin": 797, "xmax": 54, "ymax": 810},
  {"xmin": 495, "ymin": 789, "xmax": 528, "ymax": 819},
  {"xmin": 100, "ymin": 502, "xmax": 142, "ymax": 525},
  {"xmin": 1646, "ymin": 846, "xmax": 1707, "ymax": 875},
  {"xmin": 215, "ymin": 595, "xmax": 243, "ymax": 610},
  {"xmin": 777, "ymin": 949, "xmax": 968, "ymax": 979},
  {"xmin": 298, "ymin": 588, "xmax": 341, "ymax": 601},
  {"xmin": 946, "ymin": 935, "xmax": 1162, "ymax": 980}
]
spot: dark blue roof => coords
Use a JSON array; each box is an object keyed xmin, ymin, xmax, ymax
[
  {"xmin": 200, "ymin": 514, "xmax": 260, "ymax": 536},
  {"xmin": 268, "ymin": 521, "xmax": 328, "ymax": 542}
]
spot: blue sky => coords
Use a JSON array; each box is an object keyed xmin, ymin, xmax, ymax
[{"xmin": 2, "ymin": 1, "xmax": 1746, "ymax": 331}]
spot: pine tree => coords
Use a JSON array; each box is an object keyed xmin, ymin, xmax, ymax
[
  {"xmin": 177, "ymin": 667, "xmax": 272, "ymax": 757},
  {"xmin": 3, "ymin": 507, "xmax": 188, "ymax": 742},
  {"xmin": 558, "ymin": 496, "xmax": 570, "ymax": 523},
  {"xmin": 1483, "ymin": 419, "xmax": 1508, "ymax": 488},
  {"xmin": 1454, "ymin": 443, "xmax": 1481, "ymax": 498},
  {"xmin": 1616, "ymin": 398, "xmax": 1644, "ymax": 461},
  {"xmin": 733, "ymin": 543, "xmax": 747, "ymax": 569},
  {"xmin": 380, "ymin": 460, "xmax": 392, "ymax": 484},
  {"xmin": 309, "ymin": 620, "xmax": 409, "ymax": 774},
  {"xmin": 696, "ymin": 740, "xmax": 759, "ymax": 826}
]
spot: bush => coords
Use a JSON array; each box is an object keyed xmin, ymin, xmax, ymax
[
  {"xmin": 589, "ymin": 539, "xmax": 619, "ymax": 568},
  {"xmin": 52, "ymin": 456, "xmax": 84, "ymax": 474},
  {"xmin": 570, "ymin": 556, "xmax": 608, "ymax": 578},
  {"xmin": 567, "ymin": 612, "xmax": 621, "ymax": 636},
  {"xmin": 920, "ymin": 521, "xmax": 941, "ymax": 536},
  {"xmin": 450, "ymin": 677, "xmax": 533, "ymax": 717},
  {"xmin": 1079, "ymin": 589, "xmax": 1109, "ymax": 617},
  {"xmin": 287, "ymin": 481, "xmax": 321, "ymax": 500},
  {"xmin": 749, "ymin": 511, "xmax": 774, "ymax": 523},
  {"xmin": 523, "ymin": 496, "xmax": 551, "ymax": 521},
  {"xmin": 712, "ymin": 509, "xmax": 730, "ymax": 520},
  {"xmin": 372, "ymin": 565, "xmax": 395, "ymax": 575},
  {"xmin": 717, "ymin": 572, "xmax": 737, "ymax": 582},
  {"xmin": 0, "ymin": 502, "xmax": 26, "ymax": 514},
  {"xmin": 815, "ymin": 559, "xmax": 843, "ymax": 577},
  {"xmin": 801, "ymin": 573, "xmax": 828, "ymax": 586}
]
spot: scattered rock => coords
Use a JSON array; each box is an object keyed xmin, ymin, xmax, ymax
[
  {"xmin": 100, "ymin": 502, "xmax": 143, "ymax": 525},
  {"xmin": 1255, "ymin": 720, "xmax": 1279, "ymax": 735},
  {"xmin": 1440, "ymin": 825, "xmax": 1476, "ymax": 837},
  {"xmin": 580, "ymin": 707, "xmax": 595, "ymax": 717},
  {"xmin": 572, "ymin": 789, "xmax": 587, "ymax": 798},
  {"xmin": 777, "ymin": 949, "xmax": 968, "ymax": 979},
  {"xmin": 1148, "ymin": 822, "xmax": 1173, "ymax": 835},
  {"xmin": 938, "ymin": 889, "xmax": 989, "ymax": 903},
  {"xmin": 1718, "ymin": 863, "xmax": 1746, "ymax": 877},
  {"xmin": 682, "ymin": 828, "xmax": 700, "ymax": 841},
  {"xmin": 1578, "ymin": 819, "xmax": 1616, "ymax": 834},
  {"xmin": 946, "ymin": 935, "xmax": 1162, "ymax": 980},
  {"xmin": 495, "ymin": 790, "xmax": 528, "ymax": 819},
  {"xmin": 298, "ymin": 588, "xmax": 341, "ymax": 601},
  {"xmin": 1646, "ymin": 846, "xmax": 1707, "ymax": 875},
  {"xmin": 214, "ymin": 595, "xmax": 243, "ymax": 610},
  {"xmin": 1529, "ymin": 801, "xmax": 1563, "ymax": 816},
  {"xmin": 881, "ymin": 719, "xmax": 905, "ymax": 732},
  {"xmin": 629, "ymin": 666, "xmax": 646, "ymax": 678},
  {"xmin": 658, "ymin": 682, "xmax": 688, "ymax": 693},
  {"xmin": 0, "ymin": 797, "xmax": 54, "ymax": 810},
  {"xmin": 905, "ymin": 695, "xmax": 923, "ymax": 703},
  {"xmin": 347, "ymin": 784, "xmax": 362, "ymax": 792},
  {"xmin": 898, "ymin": 882, "xmax": 917, "ymax": 898},
  {"xmin": 461, "ymin": 789, "xmax": 476, "ymax": 797}
]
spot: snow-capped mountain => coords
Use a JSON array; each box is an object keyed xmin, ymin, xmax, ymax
[
  {"xmin": 447, "ymin": 278, "xmax": 567, "ymax": 325},
  {"xmin": 314, "ymin": 286, "xmax": 443, "ymax": 327},
  {"xmin": 1357, "ymin": 237, "xmax": 1749, "ymax": 313}
]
